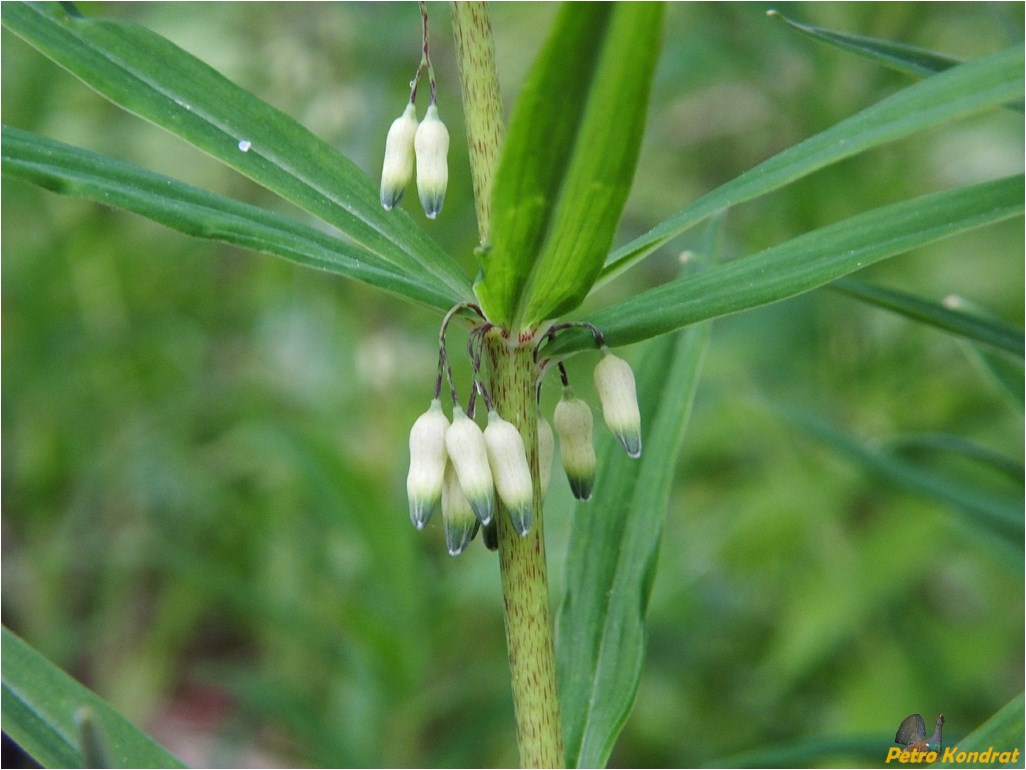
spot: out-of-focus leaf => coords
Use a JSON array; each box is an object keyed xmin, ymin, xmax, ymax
[
  {"xmin": 831, "ymin": 278, "xmax": 1024, "ymax": 357},
  {"xmin": 557, "ymin": 322, "xmax": 710, "ymax": 768},
  {"xmin": 885, "ymin": 433, "xmax": 1024, "ymax": 485},
  {"xmin": 1, "ymin": 126, "xmax": 463, "ymax": 311},
  {"xmin": 544, "ymin": 175, "xmax": 1023, "ymax": 356},
  {"xmin": 0, "ymin": 2, "xmax": 472, "ymax": 301},
  {"xmin": 940, "ymin": 294, "xmax": 1025, "ymax": 411},
  {"xmin": 476, "ymin": 3, "xmax": 663, "ymax": 329},
  {"xmin": 767, "ymin": 405, "xmax": 1023, "ymax": 546},
  {"xmin": 704, "ymin": 735, "xmax": 884, "ymax": 768},
  {"xmin": 967, "ymin": 346, "xmax": 1026, "ymax": 412},
  {"xmin": 1, "ymin": 625, "xmax": 186, "ymax": 769},
  {"xmin": 599, "ymin": 45, "xmax": 1024, "ymax": 283}
]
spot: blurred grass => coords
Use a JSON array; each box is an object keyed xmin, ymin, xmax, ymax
[{"xmin": 2, "ymin": 3, "xmax": 1023, "ymax": 767}]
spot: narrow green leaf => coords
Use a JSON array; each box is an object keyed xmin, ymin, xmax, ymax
[
  {"xmin": 767, "ymin": 405, "xmax": 1023, "ymax": 545},
  {"xmin": 476, "ymin": 4, "xmax": 613, "ymax": 323},
  {"xmin": 1, "ymin": 2, "xmax": 472, "ymax": 302},
  {"xmin": 766, "ymin": 10, "xmax": 963, "ymax": 78},
  {"xmin": 557, "ymin": 322, "xmax": 710, "ymax": 768},
  {"xmin": 934, "ymin": 694, "xmax": 1024, "ymax": 768},
  {"xmin": 2, "ymin": 126, "xmax": 461, "ymax": 311},
  {"xmin": 546, "ymin": 175, "xmax": 1023, "ymax": 356},
  {"xmin": 476, "ymin": 3, "xmax": 664, "ymax": 329},
  {"xmin": 518, "ymin": 4, "xmax": 663, "ymax": 328},
  {"xmin": 600, "ymin": 44, "xmax": 1024, "ymax": 283},
  {"xmin": 1, "ymin": 625, "xmax": 186, "ymax": 769},
  {"xmin": 831, "ymin": 278, "xmax": 1024, "ymax": 357}
]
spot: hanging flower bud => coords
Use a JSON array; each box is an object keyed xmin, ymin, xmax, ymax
[
  {"xmin": 537, "ymin": 416, "xmax": 554, "ymax": 499},
  {"xmin": 406, "ymin": 398, "xmax": 449, "ymax": 529},
  {"xmin": 594, "ymin": 349, "xmax": 642, "ymax": 458},
  {"xmin": 553, "ymin": 388, "xmax": 597, "ymax": 500},
  {"xmin": 444, "ymin": 405, "xmax": 495, "ymax": 525},
  {"xmin": 414, "ymin": 102, "xmax": 449, "ymax": 219},
  {"xmin": 380, "ymin": 102, "xmax": 418, "ymax": 210},
  {"xmin": 441, "ymin": 461, "xmax": 479, "ymax": 556},
  {"xmin": 483, "ymin": 410, "xmax": 534, "ymax": 536}
]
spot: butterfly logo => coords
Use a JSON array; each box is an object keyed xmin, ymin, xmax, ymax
[{"xmin": 895, "ymin": 713, "xmax": 945, "ymax": 752}]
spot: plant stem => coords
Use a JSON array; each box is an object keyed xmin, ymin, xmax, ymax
[
  {"xmin": 452, "ymin": 7, "xmax": 562, "ymax": 765},
  {"xmin": 451, "ymin": 1, "xmax": 504, "ymax": 249},
  {"xmin": 485, "ymin": 330, "xmax": 564, "ymax": 769}
]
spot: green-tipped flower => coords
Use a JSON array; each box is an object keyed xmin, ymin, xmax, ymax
[
  {"xmin": 406, "ymin": 398, "xmax": 449, "ymax": 528},
  {"xmin": 444, "ymin": 405, "xmax": 495, "ymax": 524},
  {"xmin": 483, "ymin": 410, "xmax": 534, "ymax": 536},
  {"xmin": 553, "ymin": 388, "xmax": 597, "ymax": 500},
  {"xmin": 537, "ymin": 416, "xmax": 554, "ymax": 499},
  {"xmin": 414, "ymin": 102, "xmax": 449, "ymax": 219},
  {"xmin": 441, "ymin": 461, "xmax": 478, "ymax": 556},
  {"xmin": 594, "ymin": 349, "xmax": 642, "ymax": 458},
  {"xmin": 380, "ymin": 102, "xmax": 418, "ymax": 210}
]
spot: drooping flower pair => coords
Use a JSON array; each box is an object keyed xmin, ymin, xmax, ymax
[
  {"xmin": 548, "ymin": 347, "xmax": 641, "ymax": 502},
  {"xmin": 380, "ymin": 102, "xmax": 449, "ymax": 218},
  {"xmin": 379, "ymin": 4, "xmax": 448, "ymax": 218}
]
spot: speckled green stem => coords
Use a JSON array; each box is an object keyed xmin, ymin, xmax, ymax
[
  {"xmin": 453, "ymin": 9, "xmax": 562, "ymax": 765},
  {"xmin": 485, "ymin": 330, "xmax": 564, "ymax": 769},
  {"xmin": 451, "ymin": 1, "xmax": 503, "ymax": 248}
]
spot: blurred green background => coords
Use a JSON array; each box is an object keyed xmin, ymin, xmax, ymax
[{"xmin": 2, "ymin": 3, "xmax": 1022, "ymax": 767}]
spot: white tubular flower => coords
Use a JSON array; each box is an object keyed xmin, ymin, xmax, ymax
[
  {"xmin": 483, "ymin": 410, "xmax": 534, "ymax": 536},
  {"xmin": 444, "ymin": 405, "xmax": 495, "ymax": 525},
  {"xmin": 594, "ymin": 349, "xmax": 642, "ymax": 458},
  {"xmin": 537, "ymin": 416, "xmax": 554, "ymax": 499},
  {"xmin": 380, "ymin": 102, "xmax": 418, "ymax": 210},
  {"xmin": 406, "ymin": 398, "xmax": 449, "ymax": 529},
  {"xmin": 414, "ymin": 102, "xmax": 449, "ymax": 219},
  {"xmin": 441, "ymin": 460, "xmax": 478, "ymax": 556},
  {"xmin": 553, "ymin": 388, "xmax": 597, "ymax": 500}
]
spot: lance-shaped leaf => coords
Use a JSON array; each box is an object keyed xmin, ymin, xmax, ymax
[
  {"xmin": 1, "ymin": 2, "xmax": 472, "ymax": 302},
  {"xmin": 557, "ymin": 322, "xmax": 710, "ymax": 768},
  {"xmin": 476, "ymin": 3, "xmax": 663, "ymax": 329},
  {"xmin": 830, "ymin": 278, "xmax": 1024, "ymax": 357},
  {"xmin": 474, "ymin": 4, "xmax": 611, "ymax": 324},
  {"xmin": 1, "ymin": 126, "xmax": 464, "ymax": 311},
  {"xmin": 766, "ymin": 10, "xmax": 963, "ymax": 78},
  {"xmin": 599, "ymin": 44, "xmax": 1024, "ymax": 284},
  {"xmin": 545, "ymin": 174, "xmax": 1023, "ymax": 356}
]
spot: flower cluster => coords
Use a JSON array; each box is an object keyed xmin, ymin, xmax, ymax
[
  {"xmin": 379, "ymin": 5, "xmax": 448, "ymax": 218},
  {"xmin": 406, "ymin": 307, "xmax": 642, "ymax": 556}
]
